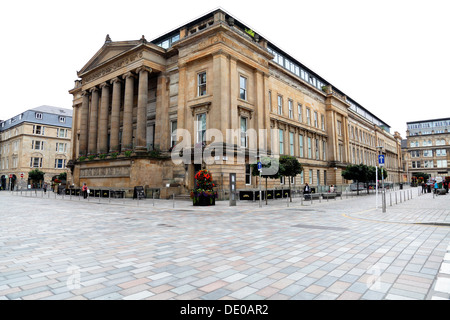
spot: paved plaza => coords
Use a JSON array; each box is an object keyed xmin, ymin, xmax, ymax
[{"xmin": 0, "ymin": 187, "xmax": 449, "ymax": 300}]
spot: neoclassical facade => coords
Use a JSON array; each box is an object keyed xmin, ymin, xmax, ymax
[{"xmin": 69, "ymin": 9, "xmax": 402, "ymax": 197}]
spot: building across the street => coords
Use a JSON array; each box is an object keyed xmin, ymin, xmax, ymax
[
  {"xmin": 0, "ymin": 106, "xmax": 72, "ymax": 190},
  {"xmin": 403, "ymin": 117, "xmax": 450, "ymax": 182},
  {"xmin": 68, "ymin": 8, "xmax": 403, "ymax": 198}
]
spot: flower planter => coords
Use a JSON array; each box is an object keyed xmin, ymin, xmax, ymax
[{"xmin": 193, "ymin": 195, "xmax": 216, "ymax": 206}]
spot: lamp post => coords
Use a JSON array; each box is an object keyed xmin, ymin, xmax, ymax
[{"xmin": 377, "ymin": 146, "xmax": 386, "ymax": 213}]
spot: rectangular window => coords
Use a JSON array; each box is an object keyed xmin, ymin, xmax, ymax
[
  {"xmin": 33, "ymin": 125, "xmax": 44, "ymax": 135},
  {"xmin": 57, "ymin": 128, "xmax": 68, "ymax": 138},
  {"xmin": 437, "ymin": 160, "xmax": 448, "ymax": 168},
  {"xmin": 299, "ymin": 134, "xmax": 304, "ymax": 157},
  {"xmin": 289, "ymin": 132, "xmax": 294, "ymax": 156},
  {"xmin": 56, "ymin": 143, "xmax": 66, "ymax": 153},
  {"xmin": 196, "ymin": 113, "xmax": 206, "ymax": 143},
  {"xmin": 337, "ymin": 120, "xmax": 342, "ymax": 136},
  {"xmin": 306, "ymin": 108, "xmax": 311, "ymax": 125},
  {"xmin": 198, "ymin": 72, "xmax": 207, "ymax": 96},
  {"xmin": 423, "ymin": 150, "xmax": 433, "ymax": 157},
  {"xmin": 32, "ymin": 140, "xmax": 44, "ymax": 150},
  {"xmin": 300, "ymin": 171, "xmax": 304, "ymax": 184},
  {"xmin": 314, "ymin": 111, "xmax": 318, "ymax": 127},
  {"xmin": 317, "ymin": 170, "xmax": 320, "ymax": 185},
  {"xmin": 315, "ymin": 139, "xmax": 320, "ymax": 159},
  {"xmin": 277, "ymin": 95, "xmax": 283, "ymax": 115},
  {"xmin": 55, "ymin": 159, "xmax": 66, "ymax": 169},
  {"xmin": 171, "ymin": 120, "xmax": 177, "ymax": 147},
  {"xmin": 35, "ymin": 112, "xmax": 43, "ymax": 119},
  {"xmin": 245, "ymin": 164, "xmax": 251, "ymax": 185},
  {"xmin": 239, "ymin": 76, "xmax": 247, "ymax": 100},
  {"xmin": 30, "ymin": 157, "xmax": 42, "ymax": 168},
  {"xmin": 424, "ymin": 160, "xmax": 434, "ymax": 168},
  {"xmin": 298, "ymin": 104, "xmax": 302, "ymax": 122},
  {"xmin": 288, "ymin": 100, "xmax": 293, "ymax": 119},
  {"xmin": 279, "ymin": 129, "xmax": 284, "ymax": 155},
  {"xmin": 59, "ymin": 116, "xmax": 66, "ymax": 123},
  {"xmin": 322, "ymin": 141, "xmax": 326, "ymax": 160},
  {"xmin": 309, "ymin": 169, "xmax": 313, "ymax": 184},
  {"xmin": 240, "ymin": 117, "xmax": 248, "ymax": 148},
  {"xmin": 307, "ymin": 137, "xmax": 312, "ymax": 158},
  {"xmin": 321, "ymin": 114, "xmax": 325, "ymax": 130},
  {"xmin": 436, "ymin": 149, "xmax": 447, "ymax": 157}
]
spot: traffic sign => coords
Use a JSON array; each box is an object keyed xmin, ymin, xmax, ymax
[
  {"xmin": 257, "ymin": 161, "xmax": 262, "ymax": 171},
  {"xmin": 378, "ymin": 155, "xmax": 385, "ymax": 167}
]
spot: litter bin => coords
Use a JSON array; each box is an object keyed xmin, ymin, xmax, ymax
[{"xmin": 399, "ymin": 183, "xmax": 403, "ymax": 190}]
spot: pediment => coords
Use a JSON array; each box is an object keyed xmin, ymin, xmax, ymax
[{"xmin": 78, "ymin": 41, "xmax": 141, "ymax": 76}]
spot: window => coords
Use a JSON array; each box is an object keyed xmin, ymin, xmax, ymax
[
  {"xmin": 32, "ymin": 140, "xmax": 44, "ymax": 150},
  {"xmin": 315, "ymin": 139, "xmax": 319, "ymax": 159},
  {"xmin": 300, "ymin": 171, "xmax": 304, "ymax": 184},
  {"xmin": 55, "ymin": 159, "xmax": 66, "ymax": 169},
  {"xmin": 423, "ymin": 140, "xmax": 432, "ymax": 147},
  {"xmin": 288, "ymin": 100, "xmax": 293, "ymax": 119},
  {"xmin": 321, "ymin": 114, "xmax": 325, "ymax": 130},
  {"xmin": 35, "ymin": 112, "xmax": 43, "ymax": 119},
  {"xmin": 57, "ymin": 128, "xmax": 68, "ymax": 138},
  {"xmin": 314, "ymin": 111, "xmax": 318, "ymax": 128},
  {"xmin": 337, "ymin": 120, "xmax": 342, "ymax": 136},
  {"xmin": 59, "ymin": 116, "xmax": 66, "ymax": 123},
  {"xmin": 277, "ymin": 95, "xmax": 283, "ymax": 115},
  {"xmin": 171, "ymin": 121, "xmax": 177, "ymax": 147},
  {"xmin": 423, "ymin": 150, "xmax": 433, "ymax": 157},
  {"xmin": 279, "ymin": 129, "xmax": 284, "ymax": 154},
  {"xmin": 30, "ymin": 157, "xmax": 42, "ymax": 168},
  {"xmin": 240, "ymin": 117, "xmax": 248, "ymax": 148},
  {"xmin": 299, "ymin": 134, "xmax": 304, "ymax": 157},
  {"xmin": 306, "ymin": 108, "xmax": 311, "ymax": 125},
  {"xmin": 196, "ymin": 113, "xmax": 206, "ymax": 143},
  {"xmin": 33, "ymin": 125, "xmax": 44, "ymax": 135},
  {"xmin": 56, "ymin": 143, "xmax": 67, "ymax": 153},
  {"xmin": 322, "ymin": 141, "xmax": 326, "ymax": 160},
  {"xmin": 437, "ymin": 160, "xmax": 448, "ymax": 168},
  {"xmin": 436, "ymin": 149, "xmax": 447, "ymax": 157},
  {"xmin": 289, "ymin": 132, "xmax": 294, "ymax": 156},
  {"xmin": 198, "ymin": 72, "xmax": 207, "ymax": 96},
  {"xmin": 239, "ymin": 76, "xmax": 247, "ymax": 100},
  {"xmin": 423, "ymin": 160, "xmax": 434, "ymax": 168},
  {"xmin": 317, "ymin": 170, "xmax": 320, "ymax": 185},
  {"xmin": 269, "ymin": 90, "xmax": 272, "ymax": 111},
  {"xmin": 436, "ymin": 139, "xmax": 445, "ymax": 146},
  {"xmin": 298, "ymin": 104, "xmax": 302, "ymax": 122},
  {"xmin": 410, "ymin": 141, "xmax": 419, "ymax": 147},
  {"xmin": 309, "ymin": 169, "xmax": 313, "ymax": 184},
  {"xmin": 307, "ymin": 137, "xmax": 312, "ymax": 158},
  {"xmin": 245, "ymin": 164, "xmax": 251, "ymax": 185}
]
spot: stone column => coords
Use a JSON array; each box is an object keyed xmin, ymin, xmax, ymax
[
  {"xmin": 136, "ymin": 67, "xmax": 151, "ymax": 152},
  {"xmin": 155, "ymin": 73, "xmax": 170, "ymax": 150},
  {"xmin": 88, "ymin": 87, "xmax": 100, "ymax": 155},
  {"xmin": 122, "ymin": 72, "xmax": 135, "ymax": 151},
  {"xmin": 98, "ymin": 82, "xmax": 110, "ymax": 154},
  {"xmin": 110, "ymin": 77, "xmax": 122, "ymax": 153},
  {"xmin": 79, "ymin": 91, "xmax": 90, "ymax": 156}
]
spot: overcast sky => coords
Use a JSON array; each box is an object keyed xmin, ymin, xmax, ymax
[{"xmin": 1, "ymin": 0, "xmax": 448, "ymax": 137}]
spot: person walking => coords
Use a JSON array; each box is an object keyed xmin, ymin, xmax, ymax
[
  {"xmin": 434, "ymin": 181, "xmax": 439, "ymax": 196},
  {"xmin": 421, "ymin": 182, "xmax": 427, "ymax": 194},
  {"xmin": 82, "ymin": 183, "xmax": 89, "ymax": 199},
  {"xmin": 43, "ymin": 182, "xmax": 48, "ymax": 194},
  {"xmin": 304, "ymin": 183, "xmax": 311, "ymax": 200}
]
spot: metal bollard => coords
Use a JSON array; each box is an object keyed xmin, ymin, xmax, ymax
[
  {"xmin": 390, "ymin": 193, "xmax": 392, "ymax": 206},
  {"xmin": 173, "ymin": 193, "xmax": 175, "ymax": 208}
]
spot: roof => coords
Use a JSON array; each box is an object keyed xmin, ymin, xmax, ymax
[{"xmin": 0, "ymin": 106, "xmax": 72, "ymax": 132}]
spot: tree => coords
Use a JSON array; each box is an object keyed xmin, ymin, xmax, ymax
[
  {"xmin": 251, "ymin": 156, "xmax": 280, "ymax": 205},
  {"xmin": 368, "ymin": 166, "xmax": 388, "ymax": 192},
  {"xmin": 342, "ymin": 164, "xmax": 369, "ymax": 195},
  {"xmin": 279, "ymin": 155, "xmax": 303, "ymax": 202},
  {"xmin": 28, "ymin": 169, "xmax": 45, "ymax": 186}
]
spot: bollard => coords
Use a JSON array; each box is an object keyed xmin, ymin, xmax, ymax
[
  {"xmin": 287, "ymin": 194, "xmax": 289, "ymax": 207},
  {"xmin": 301, "ymin": 196, "xmax": 303, "ymax": 206},
  {"xmin": 153, "ymin": 192, "xmax": 155, "ymax": 207},
  {"xmin": 395, "ymin": 192, "xmax": 397, "ymax": 205},
  {"xmin": 390, "ymin": 193, "xmax": 392, "ymax": 206},
  {"xmin": 173, "ymin": 193, "xmax": 175, "ymax": 208}
]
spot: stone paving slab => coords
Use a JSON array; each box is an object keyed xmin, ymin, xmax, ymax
[{"xmin": 0, "ymin": 187, "xmax": 449, "ymax": 300}]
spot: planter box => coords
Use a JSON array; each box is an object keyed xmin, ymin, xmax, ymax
[{"xmin": 193, "ymin": 196, "xmax": 216, "ymax": 206}]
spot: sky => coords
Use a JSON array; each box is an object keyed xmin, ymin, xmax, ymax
[{"xmin": 1, "ymin": 0, "xmax": 449, "ymax": 138}]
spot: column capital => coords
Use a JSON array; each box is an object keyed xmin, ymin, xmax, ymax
[
  {"xmin": 99, "ymin": 82, "xmax": 110, "ymax": 89},
  {"xmin": 89, "ymin": 87, "xmax": 99, "ymax": 94},
  {"xmin": 81, "ymin": 91, "xmax": 90, "ymax": 97},
  {"xmin": 136, "ymin": 66, "xmax": 152, "ymax": 75},
  {"xmin": 122, "ymin": 72, "xmax": 136, "ymax": 80},
  {"xmin": 110, "ymin": 77, "xmax": 122, "ymax": 85}
]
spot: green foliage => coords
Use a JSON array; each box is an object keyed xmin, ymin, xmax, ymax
[
  {"xmin": 245, "ymin": 28, "xmax": 255, "ymax": 38},
  {"xmin": 28, "ymin": 169, "xmax": 45, "ymax": 182},
  {"xmin": 98, "ymin": 154, "xmax": 108, "ymax": 160},
  {"xmin": 110, "ymin": 152, "xmax": 119, "ymax": 159},
  {"xmin": 124, "ymin": 150, "xmax": 132, "ymax": 157},
  {"xmin": 58, "ymin": 172, "xmax": 67, "ymax": 181},
  {"xmin": 88, "ymin": 155, "xmax": 96, "ymax": 161},
  {"xmin": 279, "ymin": 155, "xmax": 303, "ymax": 179}
]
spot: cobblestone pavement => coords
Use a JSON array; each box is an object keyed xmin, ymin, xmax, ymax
[{"xmin": 0, "ymin": 187, "xmax": 449, "ymax": 300}]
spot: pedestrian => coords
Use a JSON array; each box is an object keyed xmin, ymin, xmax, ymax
[
  {"xmin": 329, "ymin": 184, "xmax": 335, "ymax": 193},
  {"xmin": 303, "ymin": 183, "xmax": 311, "ymax": 200},
  {"xmin": 43, "ymin": 182, "xmax": 47, "ymax": 193},
  {"xmin": 82, "ymin": 183, "xmax": 89, "ymax": 199},
  {"xmin": 421, "ymin": 182, "xmax": 426, "ymax": 194},
  {"xmin": 434, "ymin": 181, "xmax": 439, "ymax": 195}
]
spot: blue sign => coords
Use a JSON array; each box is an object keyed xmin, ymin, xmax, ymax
[
  {"xmin": 378, "ymin": 155, "xmax": 385, "ymax": 166},
  {"xmin": 257, "ymin": 161, "xmax": 262, "ymax": 170}
]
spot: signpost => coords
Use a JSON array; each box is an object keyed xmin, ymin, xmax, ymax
[
  {"xmin": 378, "ymin": 154, "xmax": 386, "ymax": 213},
  {"xmin": 257, "ymin": 161, "xmax": 262, "ymax": 208},
  {"xmin": 229, "ymin": 173, "xmax": 236, "ymax": 206}
]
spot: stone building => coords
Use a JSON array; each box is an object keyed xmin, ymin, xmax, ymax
[
  {"xmin": 68, "ymin": 8, "xmax": 402, "ymax": 198},
  {"xmin": 403, "ymin": 118, "xmax": 450, "ymax": 182},
  {"xmin": 0, "ymin": 106, "xmax": 72, "ymax": 190}
]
